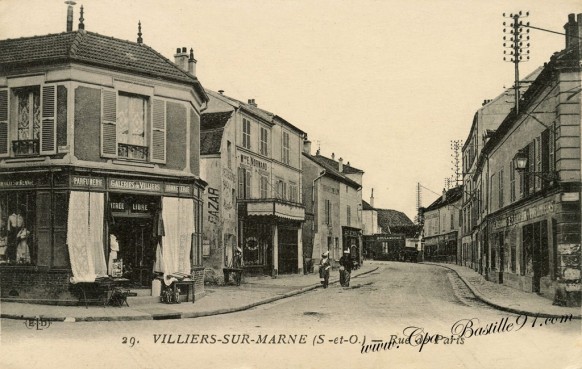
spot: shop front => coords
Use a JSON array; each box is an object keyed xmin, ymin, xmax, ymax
[
  {"xmin": 342, "ymin": 226, "xmax": 362, "ymax": 266},
  {"xmin": 487, "ymin": 192, "xmax": 580, "ymax": 306},
  {"xmin": 0, "ymin": 169, "xmax": 204, "ymax": 303},
  {"xmin": 238, "ymin": 199, "xmax": 305, "ymax": 276}
]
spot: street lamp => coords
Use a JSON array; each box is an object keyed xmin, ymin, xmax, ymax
[{"xmin": 513, "ymin": 150, "xmax": 559, "ymax": 182}]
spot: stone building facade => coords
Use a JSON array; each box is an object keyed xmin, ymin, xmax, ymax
[{"xmin": 0, "ymin": 16, "xmax": 208, "ymax": 302}]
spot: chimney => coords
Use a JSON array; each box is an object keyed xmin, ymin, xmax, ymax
[
  {"xmin": 303, "ymin": 140, "xmax": 312, "ymax": 155},
  {"xmin": 65, "ymin": 1, "xmax": 76, "ymax": 32},
  {"xmin": 174, "ymin": 47, "xmax": 189, "ymax": 72},
  {"xmin": 218, "ymin": 90, "xmax": 225, "ymax": 95},
  {"xmin": 442, "ymin": 188, "xmax": 447, "ymax": 202},
  {"xmin": 338, "ymin": 157, "xmax": 343, "ymax": 172},
  {"xmin": 564, "ymin": 13, "xmax": 577, "ymax": 49},
  {"xmin": 331, "ymin": 152, "xmax": 335, "ymax": 160},
  {"xmin": 188, "ymin": 48, "xmax": 197, "ymax": 76},
  {"xmin": 247, "ymin": 99, "xmax": 257, "ymax": 107},
  {"xmin": 370, "ymin": 188, "xmax": 374, "ymax": 207}
]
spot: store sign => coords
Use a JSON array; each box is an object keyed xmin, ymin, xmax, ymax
[
  {"xmin": 343, "ymin": 229, "xmax": 361, "ymax": 238},
  {"xmin": 110, "ymin": 202, "xmax": 126, "ymax": 211},
  {"xmin": 492, "ymin": 200, "xmax": 555, "ymax": 230},
  {"xmin": 165, "ymin": 183, "xmax": 192, "ymax": 196},
  {"xmin": 240, "ymin": 154, "xmax": 267, "ymax": 171},
  {"xmin": 71, "ymin": 176, "xmax": 105, "ymax": 189},
  {"xmin": 109, "ymin": 179, "xmax": 162, "ymax": 193},
  {"xmin": 0, "ymin": 179, "xmax": 35, "ymax": 188},
  {"xmin": 110, "ymin": 201, "xmax": 150, "ymax": 213}
]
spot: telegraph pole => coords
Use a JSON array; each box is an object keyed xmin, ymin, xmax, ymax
[{"xmin": 503, "ymin": 11, "xmax": 530, "ymax": 115}]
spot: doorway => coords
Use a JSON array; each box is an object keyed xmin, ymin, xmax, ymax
[{"xmin": 110, "ymin": 217, "xmax": 154, "ymax": 287}]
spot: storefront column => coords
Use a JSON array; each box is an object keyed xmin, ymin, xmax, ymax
[
  {"xmin": 297, "ymin": 227, "xmax": 303, "ymax": 274},
  {"xmin": 272, "ymin": 224, "xmax": 278, "ymax": 278}
]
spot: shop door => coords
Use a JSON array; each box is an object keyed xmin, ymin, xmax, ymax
[
  {"xmin": 112, "ymin": 218, "xmax": 154, "ymax": 287},
  {"xmin": 278, "ymin": 228, "xmax": 298, "ymax": 274}
]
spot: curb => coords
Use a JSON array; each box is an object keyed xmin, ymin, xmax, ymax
[
  {"xmin": 1, "ymin": 267, "xmax": 380, "ymax": 323},
  {"xmin": 423, "ymin": 262, "xmax": 581, "ymax": 320}
]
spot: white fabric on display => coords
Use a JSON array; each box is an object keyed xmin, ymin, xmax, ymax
[
  {"xmin": 160, "ymin": 197, "xmax": 193, "ymax": 285},
  {"xmin": 67, "ymin": 191, "xmax": 107, "ymax": 283}
]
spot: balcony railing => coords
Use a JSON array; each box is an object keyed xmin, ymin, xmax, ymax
[
  {"xmin": 118, "ymin": 143, "xmax": 149, "ymax": 161},
  {"xmin": 12, "ymin": 140, "xmax": 39, "ymax": 156}
]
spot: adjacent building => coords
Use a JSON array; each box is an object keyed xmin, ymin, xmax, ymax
[
  {"xmin": 459, "ymin": 14, "xmax": 582, "ymax": 307},
  {"xmin": 422, "ymin": 186, "xmax": 463, "ymax": 263},
  {"xmin": 302, "ymin": 147, "xmax": 363, "ymax": 266},
  {"xmin": 201, "ymin": 90, "xmax": 306, "ymax": 277},
  {"xmin": 0, "ymin": 11, "xmax": 208, "ymax": 301}
]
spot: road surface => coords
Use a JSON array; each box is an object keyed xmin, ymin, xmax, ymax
[{"xmin": 1, "ymin": 262, "xmax": 580, "ymax": 369}]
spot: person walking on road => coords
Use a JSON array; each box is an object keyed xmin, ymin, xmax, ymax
[
  {"xmin": 339, "ymin": 249, "xmax": 354, "ymax": 287},
  {"xmin": 319, "ymin": 251, "xmax": 331, "ymax": 288}
]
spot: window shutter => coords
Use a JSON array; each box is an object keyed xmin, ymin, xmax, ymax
[
  {"xmin": 0, "ymin": 89, "xmax": 8, "ymax": 157},
  {"xmin": 151, "ymin": 99, "xmax": 166, "ymax": 163},
  {"xmin": 101, "ymin": 89, "xmax": 117, "ymax": 157},
  {"xmin": 40, "ymin": 84, "xmax": 57, "ymax": 154}
]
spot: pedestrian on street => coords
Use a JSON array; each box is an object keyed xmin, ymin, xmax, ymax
[
  {"xmin": 319, "ymin": 251, "xmax": 331, "ymax": 288},
  {"xmin": 339, "ymin": 249, "xmax": 354, "ymax": 287}
]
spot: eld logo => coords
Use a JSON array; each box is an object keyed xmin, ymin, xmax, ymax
[{"xmin": 23, "ymin": 316, "xmax": 52, "ymax": 330}]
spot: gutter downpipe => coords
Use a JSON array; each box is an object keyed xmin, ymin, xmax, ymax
[{"xmin": 313, "ymin": 170, "xmax": 326, "ymax": 258}]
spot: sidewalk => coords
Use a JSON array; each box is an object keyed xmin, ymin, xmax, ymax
[
  {"xmin": 425, "ymin": 262, "xmax": 581, "ymax": 319},
  {"xmin": 0, "ymin": 264, "xmax": 378, "ymax": 323}
]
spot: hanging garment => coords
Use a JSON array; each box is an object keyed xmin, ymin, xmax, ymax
[
  {"xmin": 107, "ymin": 234, "xmax": 120, "ymax": 275},
  {"xmin": 15, "ymin": 228, "xmax": 30, "ymax": 263}
]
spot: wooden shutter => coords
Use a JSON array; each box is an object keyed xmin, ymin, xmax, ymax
[
  {"xmin": 40, "ymin": 84, "xmax": 57, "ymax": 154},
  {"xmin": 101, "ymin": 89, "xmax": 117, "ymax": 158},
  {"xmin": 0, "ymin": 89, "xmax": 8, "ymax": 157},
  {"xmin": 36, "ymin": 191, "xmax": 52, "ymax": 267},
  {"xmin": 151, "ymin": 99, "xmax": 166, "ymax": 163}
]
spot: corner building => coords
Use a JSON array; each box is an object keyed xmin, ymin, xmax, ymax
[{"xmin": 0, "ymin": 28, "xmax": 208, "ymax": 301}]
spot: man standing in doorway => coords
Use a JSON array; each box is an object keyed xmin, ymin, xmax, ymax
[{"xmin": 339, "ymin": 249, "xmax": 354, "ymax": 287}]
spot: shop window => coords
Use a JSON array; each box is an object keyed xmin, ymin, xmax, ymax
[{"xmin": 0, "ymin": 192, "xmax": 36, "ymax": 265}]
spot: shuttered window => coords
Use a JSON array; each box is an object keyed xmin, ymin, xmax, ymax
[
  {"xmin": 0, "ymin": 89, "xmax": 8, "ymax": 156},
  {"xmin": 151, "ymin": 99, "xmax": 166, "ymax": 163},
  {"xmin": 101, "ymin": 89, "xmax": 117, "ymax": 157},
  {"xmin": 40, "ymin": 85, "xmax": 56, "ymax": 154}
]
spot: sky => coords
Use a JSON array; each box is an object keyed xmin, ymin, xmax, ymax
[{"xmin": 1, "ymin": 0, "xmax": 581, "ymax": 219}]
